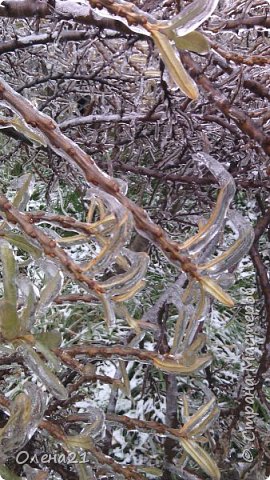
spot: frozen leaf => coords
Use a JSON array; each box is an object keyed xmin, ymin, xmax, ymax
[
  {"xmin": 200, "ymin": 210, "xmax": 254, "ymax": 275},
  {"xmin": 159, "ymin": 0, "xmax": 220, "ymax": 36},
  {"xmin": 1, "ymin": 232, "xmax": 42, "ymax": 258},
  {"xmin": 100, "ymin": 294, "xmax": 116, "ymax": 327},
  {"xmin": 0, "ymin": 466, "xmax": 21, "ymax": 479},
  {"xmin": 101, "ymin": 250, "xmax": 149, "ymax": 297},
  {"xmin": 91, "ymin": 5, "xmax": 151, "ymax": 37},
  {"xmin": 36, "ymin": 260, "xmax": 64, "ymax": 317},
  {"xmin": 0, "ymin": 242, "xmax": 20, "ymax": 340},
  {"xmin": 173, "ymin": 31, "xmax": 210, "ymax": 54},
  {"xmin": 35, "ymin": 330, "xmax": 62, "ymax": 350},
  {"xmin": 138, "ymin": 466, "xmax": 163, "ymax": 476},
  {"xmin": 12, "ymin": 173, "xmax": 35, "ymax": 210},
  {"xmin": 0, "ymin": 301, "xmax": 20, "ymax": 341},
  {"xmin": 10, "ymin": 116, "xmax": 47, "ymax": 146},
  {"xmin": 80, "ymin": 407, "xmax": 106, "ymax": 439},
  {"xmin": 119, "ymin": 360, "xmax": 131, "ymax": 397},
  {"xmin": 179, "ymin": 153, "xmax": 235, "ymax": 255},
  {"xmin": 18, "ymin": 342, "xmax": 68, "ymax": 400},
  {"xmin": 18, "ymin": 277, "xmax": 37, "ymax": 333},
  {"xmin": 0, "ymin": 382, "xmax": 46, "ymax": 460},
  {"xmin": 179, "ymin": 397, "xmax": 219, "ymax": 437},
  {"xmin": 115, "ymin": 304, "xmax": 141, "ymax": 334},
  {"xmin": 75, "ymin": 463, "xmax": 97, "ymax": 480},
  {"xmin": 199, "ymin": 276, "xmax": 234, "ymax": 307},
  {"xmin": 65, "ymin": 435, "xmax": 92, "ymax": 450},
  {"xmin": 0, "ymin": 241, "xmax": 17, "ymax": 307},
  {"xmin": 112, "ymin": 279, "xmax": 146, "ymax": 302},
  {"xmin": 151, "ymin": 30, "xmax": 199, "ymax": 99},
  {"xmin": 180, "ymin": 438, "xmax": 220, "ymax": 479},
  {"xmin": 35, "ymin": 339, "xmax": 62, "ymax": 372},
  {"xmin": 171, "ymin": 305, "xmax": 193, "ymax": 355},
  {"xmin": 153, "ymin": 351, "xmax": 212, "ymax": 375}
]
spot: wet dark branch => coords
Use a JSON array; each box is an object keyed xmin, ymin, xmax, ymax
[
  {"xmin": 212, "ymin": 15, "xmax": 270, "ymax": 31},
  {"xmin": 116, "ymin": 162, "xmax": 270, "ymax": 189},
  {"xmin": 250, "ymin": 209, "xmax": 270, "ymax": 393},
  {"xmin": 0, "ymin": 0, "xmax": 51, "ymax": 17},
  {"xmin": 181, "ymin": 52, "xmax": 270, "ymax": 156},
  {"xmin": 254, "ymin": 208, "xmax": 270, "ymax": 242},
  {"xmin": 0, "ymin": 0, "xmax": 132, "ymax": 33},
  {"xmin": 250, "ymin": 245, "xmax": 270, "ymax": 388},
  {"xmin": 0, "ymin": 30, "xmax": 91, "ymax": 55}
]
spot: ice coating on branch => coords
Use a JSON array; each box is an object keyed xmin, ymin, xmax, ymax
[
  {"xmin": 0, "ymin": 382, "xmax": 46, "ymax": 462},
  {"xmin": 18, "ymin": 342, "xmax": 68, "ymax": 400},
  {"xmin": 90, "ymin": 6, "xmax": 152, "ymax": 36}
]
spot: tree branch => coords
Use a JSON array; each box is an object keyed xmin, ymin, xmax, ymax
[{"xmin": 181, "ymin": 52, "xmax": 270, "ymax": 156}]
